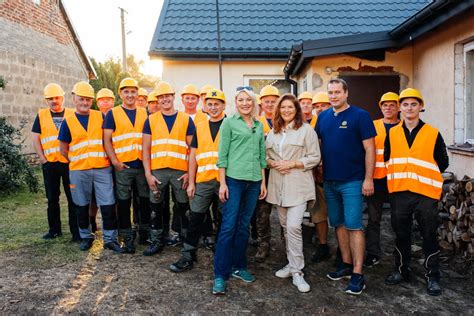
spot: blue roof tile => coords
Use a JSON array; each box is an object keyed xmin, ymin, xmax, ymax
[{"xmin": 150, "ymin": 0, "xmax": 432, "ymax": 58}]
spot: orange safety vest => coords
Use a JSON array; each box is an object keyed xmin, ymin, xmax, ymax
[
  {"xmin": 195, "ymin": 120, "xmax": 220, "ymax": 183},
  {"xmin": 111, "ymin": 106, "xmax": 147, "ymax": 163},
  {"xmin": 308, "ymin": 115, "xmax": 317, "ymax": 128},
  {"xmin": 193, "ymin": 110, "xmax": 209, "ymax": 126},
  {"xmin": 38, "ymin": 108, "xmax": 74, "ymax": 163},
  {"xmin": 66, "ymin": 110, "xmax": 110, "ymax": 171},
  {"xmin": 386, "ymin": 122, "xmax": 443, "ymax": 200},
  {"xmin": 258, "ymin": 115, "xmax": 272, "ymax": 136},
  {"xmin": 149, "ymin": 111, "xmax": 189, "ymax": 171},
  {"xmin": 373, "ymin": 119, "xmax": 387, "ymax": 179}
]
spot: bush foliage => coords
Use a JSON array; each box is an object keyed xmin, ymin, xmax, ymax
[{"xmin": 0, "ymin": 117, "xmax": 38, "ymax": 194}]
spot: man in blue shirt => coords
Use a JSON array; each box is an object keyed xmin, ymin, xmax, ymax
[{"xmin": 315, "ymin": 78, "xmax": 376, "ymax": 295}]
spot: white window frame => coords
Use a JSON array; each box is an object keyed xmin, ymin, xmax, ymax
[{"xmin": 464, "ymin": 42, "xmax": 474, "ymax": 144}]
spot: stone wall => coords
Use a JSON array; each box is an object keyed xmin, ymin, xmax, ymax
[{"xmin": 0, "ymin": 0, "xmax": 89, "ymax": 153}]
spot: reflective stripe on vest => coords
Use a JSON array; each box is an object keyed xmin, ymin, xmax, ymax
[
  {"xmin": 111, "ymin": 106, "xmax": 147, "ymax": 163},
  {"xmin": 258, "ymin": 116, "xmax": 272, "ymax": 136},
  {"xmin": 373, "ymin": 119, "xmax": 387, "ymax": 179},
  {"xmin": 66, "ymin": 110, "xmax": 110, "ymax": 170},
  {"xmin": 386, "ymin": 123, "xmax": 443, "ymax": 200},
  {"xmin": 195, "ymin": 120, "xmax": 220, "ymax": 183},
  {"xmin": 39, "ymin": 108, "xmax": 74, "ymax": 163},
  {"xmin": 149, "ymin": 111, "xmax": 189, "ymax": 171}
]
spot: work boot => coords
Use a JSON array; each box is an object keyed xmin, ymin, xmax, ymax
[
  {"xmin": 311, "ymin": 244, "xmax": 330, "ymax": 263},
  {"xmin": 143, "ymin": 242, "xmax": 164, "ymax": 256},
  {"xmin": 169, "ymin": 257, "xmax": 194, "ymax": 273},
  {"xmin": 123, "ymin": 236, "xmax": 136, "ymax": 254},
  {"xmin": 79, "ymin": 238, "xmax": 94, "ymax": 251},
  {"xmin": 43, "ymin": 231, "xmax": 62, "ymax": 240},
  {"xmin": 203, "ymin": 236, "xmax": 215, "ymax": 251},
  {"xmin": 385, "ymin": 271, "xmax": 410, "ymax": 285},
  {"xmin": 104, "ymin": 240, "xmax": 126, "ymax": 253},
  {"xmin": 255, "ymin": 244, "xmax": 270, "ymax": 263},
  {"xmin": 426, "ymin": 278, "xmax": 442, "ymax": 296}
]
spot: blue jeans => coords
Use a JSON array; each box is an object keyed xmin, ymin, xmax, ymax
[
  {"xmin": 323, "ymin": 180, "xmax": 364, "ymax": 230},
  {"xmin": 214, "ymin": 176, "xmax": 261, "ymax": 279}
]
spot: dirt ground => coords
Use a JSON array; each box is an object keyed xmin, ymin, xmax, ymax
[{"xmin": 1, "ymin": 210, "xmax": 473, "ymax": 315}]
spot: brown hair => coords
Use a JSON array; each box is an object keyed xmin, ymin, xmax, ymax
[
  {"xmin": 273, "ymin": 93, "xmax": 303, "ymax": 134},
  {"xmin": 328, "ymin": 78, "xmax": 348, "ymax": 92}
]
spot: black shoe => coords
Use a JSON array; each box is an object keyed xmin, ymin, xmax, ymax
[
  {"xmin": 166, "ymin": 235, "xmax": 183, "ymax": 247},
  {"xmin": 363, "ymin": 254, "xmax": 380, "ymax": 268},
  {"xmin": 203, "ymin": 236, "xmax": 215, "ymax": 251},
  {"xmin": 143, "ymin": 242, "xmax": 164, "ymax": 256},
  {"xmin": 123, "ymin": 237, "xmax": 136, "ymax": 254},
  {"xmin": 104, "ymin": 241, "xmax": 126, "ymax": 253},
  {"xmin": 138, "ymin": 230, "xmax": 150, "ymax": 245},
  {"xmin": 385, "ymin": 271, "xmax": 410, "ymax": 285},
  {"xmin": 427, "ymin": 279, "xmax": 442, "ymax": 296},
  {"xmin": 169, "ymin": 257, "xmax": 194, "ymax": 273},
  {"xmin": 311, "ymin": 244, "xmax": 330, "ymax": 263},
  {"xmin": 71, "ymin": 235, "xmax": 82, "ymax": 243},
  {"xmin": 43, "ymin": 231, "xmax": 62, "ymax": 240},
  {"xmin": 79, "ymin": 238, "xmax": 94, "ymax": 251}
]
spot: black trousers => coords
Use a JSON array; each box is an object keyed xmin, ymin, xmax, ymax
[
  {"xmin": 41, "ymin": 161, "xmax": 79, "ymax": 237},
  {"xmin": 365, "ymin": 190, "xmax": 389, "ymax": 257},
  {"xmin": 390, "ymin": 191, "xmax": 440, "ymax": 280}
]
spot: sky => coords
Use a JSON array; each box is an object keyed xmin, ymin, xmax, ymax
[{"xmin": 62, "ymin": 0, "xmax": 164, "ymax": 77}]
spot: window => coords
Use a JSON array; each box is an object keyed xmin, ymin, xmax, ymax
[
  {"xmin": 243, "ymin": 76, "xmax": 292, "ymax": 95},
  {"xmin": 465, "ymin": 43, "xmax": 474, "ymax": 144}
]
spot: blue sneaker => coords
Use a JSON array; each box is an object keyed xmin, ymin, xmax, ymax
[
  {"xmin": 231, "ymin": 269, "xmax": 255, "ymax": 283},
  {"xmin": 345, "ymin": 273, "xmax": 366, "ymax": 295},
  {"xmin": 212, "ymin": 277, "xmax": 226, "ymax": 295},
  {"xmin": 327, "ymin": 267, "xmax": 352, "ymax": 281}
]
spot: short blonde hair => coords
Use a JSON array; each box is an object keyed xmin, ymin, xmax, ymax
[{"xmin": 234, "ymin": 89, "xmax": 258, "ymax": 120}]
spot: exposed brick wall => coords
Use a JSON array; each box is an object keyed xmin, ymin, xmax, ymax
[
  {"xmin": 0, "ymin": 0, "xmax": 89, "ymax": 153},
  {"xmin": 0, "ymin": 0, "xmax": 72, "ymax": 45}
]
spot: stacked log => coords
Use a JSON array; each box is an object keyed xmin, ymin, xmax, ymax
[{"xmin": 438, "ymin": 173, "xmax": 474, "ymax": 258}]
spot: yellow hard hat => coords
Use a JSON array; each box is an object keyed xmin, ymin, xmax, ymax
[
  {"xmin": 154, "ymin": 81, "xmax": 175, "ymax": 97},
  {"xmin": 147, "ymin": 91, "xmax": 158, "ymax": 103},
  {"xmin": 298, "ymin": 91, "xmax": 312, "ymax": 101},
  {"xmin": 96, "ymin": 88, "xmax": 115, "ymax": 100},
  {"xmin": 118, "ymin": 77, "xmax": 139, "ymax": 92},
  {"xmin": 43, "ymin": 83, "xmax": 65, "ymax": 99},
  {"xmin": 138, "ymin": 88, "xmax": 149, "ymax": 97},
  {"xmin": 312, "ymin": 92, "xmax": 330, "ymax": 104},
  {"xmin": 181, "ymin": 84, "xmax": 200, "ymax": 97},
  {"xmin": 72, "ymin": 81, "xmax": 94, "ymax": 98},
  {"xmin": 200, "ymin": 84, "xmax": 215, "ymax": 95},
  {"xmin": 260, "ymin": 85, "xmax": 280, "ymax": 98},
  {"xmin": 399, "ymin": 88, "xmax": 424, "ymax": 104},
  {"xmin": 379, "ymin": 92, "xmax": 399, "ymax": 106},
  {"xmin": 205, "ymin": 89, "xmax": 226, "ymax": 102},
  {"xmin": 255, "ymin": 94, "xmax": 261, "ymax": 105}
]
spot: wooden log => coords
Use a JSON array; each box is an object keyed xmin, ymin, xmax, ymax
[
  {"xmin": 449, "ymin": 205, "xmax": 457, "ymax": 215},
  {"xmin": 461, "ymin": 232, "xmax": 471, "ymax": 242},
  {"xmin": 465, "ymin": 179, "xmax": 474, "ymax": 192},
  {"xmin": 442, "ymin": 172, "xmax": 455, "ymax": 182},
  {"xmin": 439, "ymin": 212, "xmax": 450, "ymax": 220},
  {"xmin": 447, "ymin": 231, "xmax": 453, "ymax": 243}
]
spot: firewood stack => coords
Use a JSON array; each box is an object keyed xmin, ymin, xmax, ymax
[{"xmin": 438, "ymin": 173, "xmax": 474, "ymax": 258}]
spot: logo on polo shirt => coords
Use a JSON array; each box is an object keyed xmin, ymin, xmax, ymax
[{"xmin": 339, "ymin": 121, "xmax": 348, "ymax": 129}]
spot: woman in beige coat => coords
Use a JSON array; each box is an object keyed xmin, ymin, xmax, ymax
[{"xmin": 266, "ymin": 94, "xmax": 321, "ymax": 293}]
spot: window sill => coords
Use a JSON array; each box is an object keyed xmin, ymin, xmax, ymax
[{"xmin": 448, "ymin": 144, "xmax": 474, "ymax": 157}]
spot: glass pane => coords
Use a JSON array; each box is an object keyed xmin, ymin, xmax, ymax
[
  {"xmin": 467, "ymin": 50, "xmax": 474, "ymax": 142},
  {"xmin": 248, "ymin": 79, "xmax": 292, "ymax": 95}
]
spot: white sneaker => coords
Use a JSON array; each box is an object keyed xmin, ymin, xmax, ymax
[
  {"xmin": 275, "ymin": 264, "xmax": 292, "ymax": 278},
  {"xmin": 292, "ymin": 273, "xmax": 310, "ymax": 293}
]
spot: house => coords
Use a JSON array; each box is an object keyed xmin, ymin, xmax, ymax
[
  {"xmin": 284, "ymin": 0, "xmax": 474, "ymax": 178},
  {"xmin": 148, "ymin": 0, "xmax": 429, "ymax": 111},
  {"xmin": 0, "ymin": 0, "xmax": 95, "ymax": 153}
]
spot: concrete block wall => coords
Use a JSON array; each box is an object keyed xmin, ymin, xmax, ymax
[{"xmin": 0, "ymin": 0, "xmax": 89, "ymax": 153}]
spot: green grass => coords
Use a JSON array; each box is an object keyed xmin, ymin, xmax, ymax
[{"xmin": 0, "ymin": 168, "xmax": 85, "ymax": 266}]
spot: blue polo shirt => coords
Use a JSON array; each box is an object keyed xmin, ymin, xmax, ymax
[{"xmin": 315, "ymin": 105, "xmax": 376, "ymax": 182}]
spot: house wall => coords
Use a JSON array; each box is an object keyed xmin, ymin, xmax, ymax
[
  {"xmin": 0, "ymin": 0, "xmax": 89, "ymax": 153},
  {"xmin": 412, "ymin": 10, "xmax": 474, "ymax": 178},
  {"xmin": 162, "ymin": 60, "xmax": 286, "ymax": 113},
  {"xmin": 307, "ymin": 46, "xmax": 413, "ymax": 93}
]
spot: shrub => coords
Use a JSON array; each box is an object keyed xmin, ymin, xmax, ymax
[{"xmin": 0, "ymin": 117, "xmax": 39, "ymax": 194}]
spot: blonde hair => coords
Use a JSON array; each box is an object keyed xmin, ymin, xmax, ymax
[{"xmin": 234, "ymin": 89, "xmax": 258, "ymax": 120}]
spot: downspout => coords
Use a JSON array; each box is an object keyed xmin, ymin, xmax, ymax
[{"xmin": 285, "ymin": 72, "xmax": 298, "ymax": 96}]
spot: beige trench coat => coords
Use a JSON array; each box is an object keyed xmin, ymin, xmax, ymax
[{"xmin": 265, "ymin": 123, "xmax": 321, "ymax": 207}]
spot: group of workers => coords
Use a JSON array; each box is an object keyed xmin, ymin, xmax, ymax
[{"xmin": 32, "ymin": 76, "xmax": 448, "ymax": 297}]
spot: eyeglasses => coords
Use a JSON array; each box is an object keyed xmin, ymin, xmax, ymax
[{"xmin": 236, "ymin": 86, "xmax": 253, "ymax": 91}]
